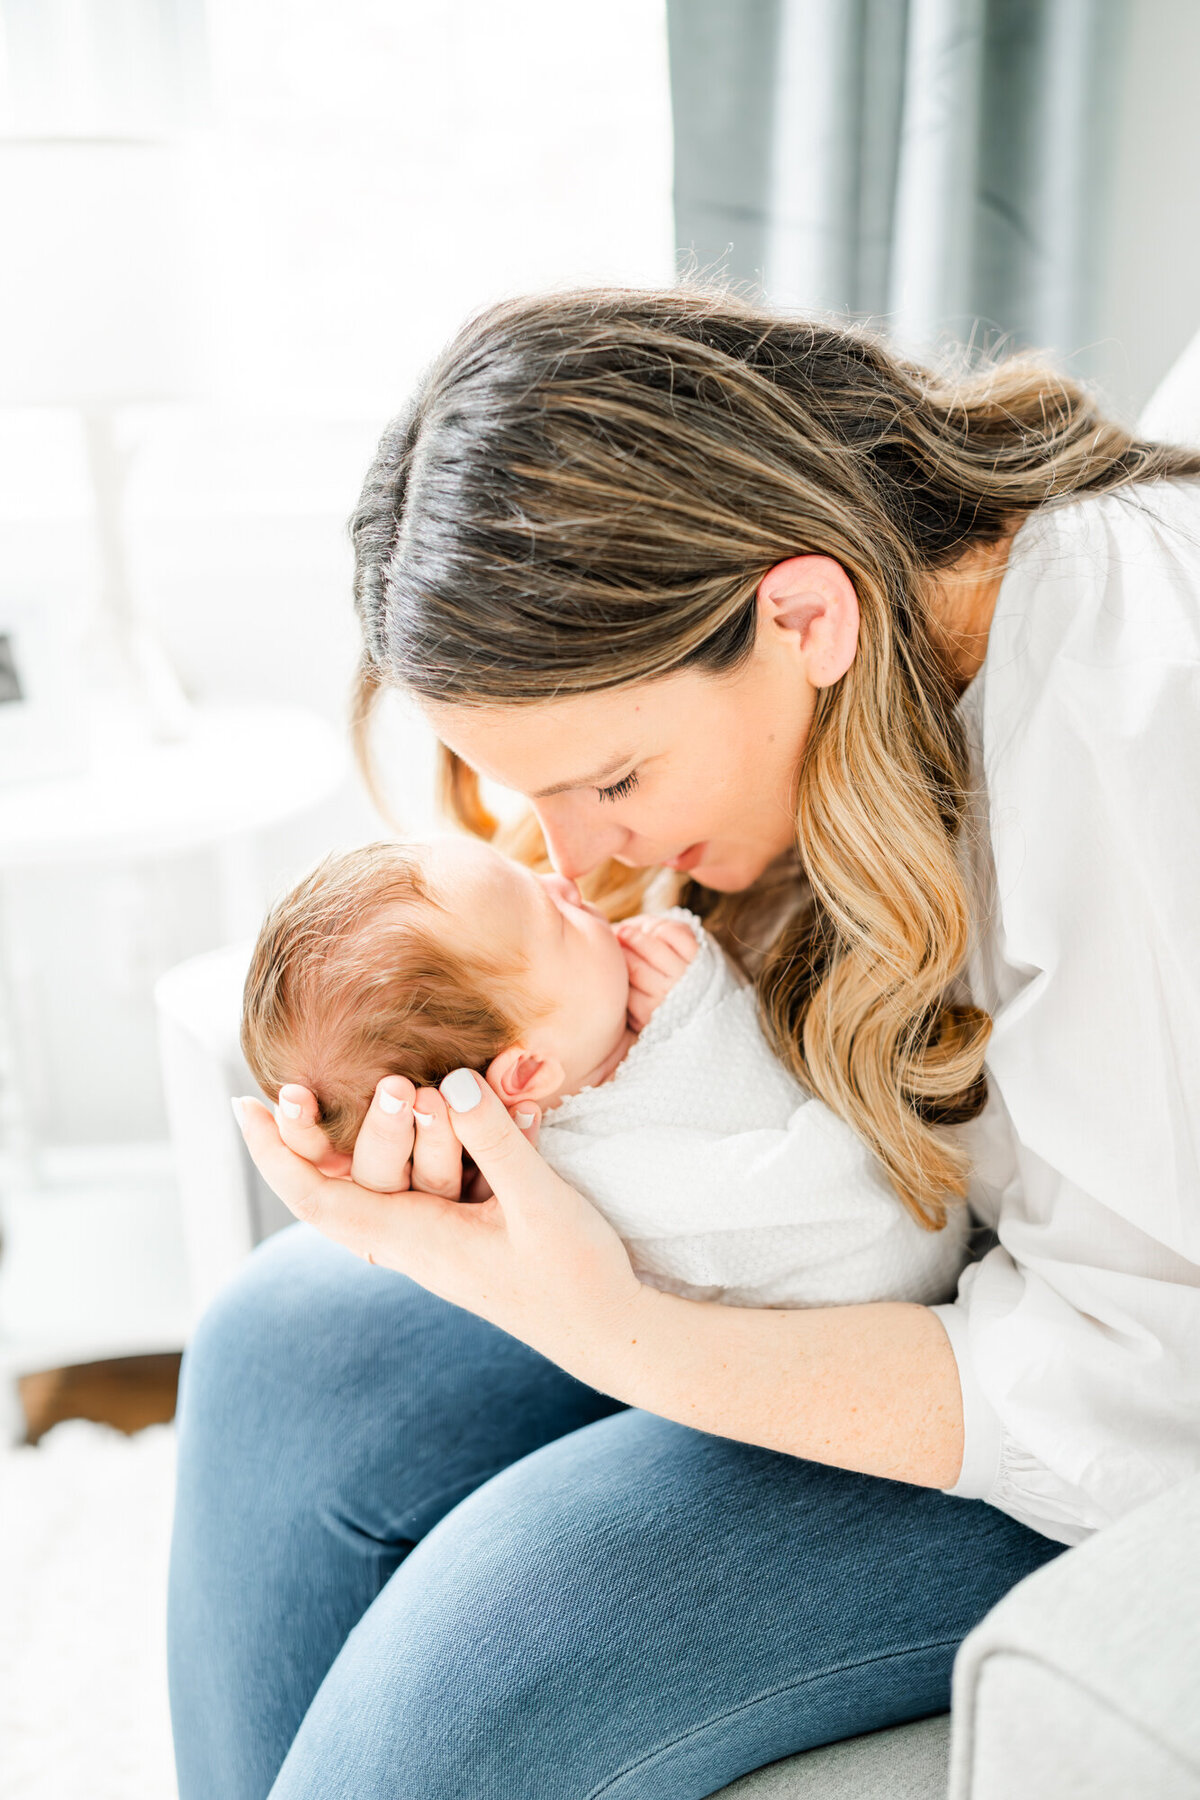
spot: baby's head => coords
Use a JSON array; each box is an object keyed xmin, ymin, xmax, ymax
[{"xmin": 241, "ymin": 836, "xmax": 630, "ymax": 1153}]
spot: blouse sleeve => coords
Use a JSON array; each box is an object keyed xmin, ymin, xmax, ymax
[{"xmin": 932, "ymin": 481, "xmax": 1200, "ymax": 1546}]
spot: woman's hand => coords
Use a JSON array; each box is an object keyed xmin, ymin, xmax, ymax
[
  {"xmin": 236, "ymin": 1071, "xmax": 645, "ymax": 1374},
  {"xmin": 272, "ymin": 1073, "xmax": 519, "ymax": 1201}
]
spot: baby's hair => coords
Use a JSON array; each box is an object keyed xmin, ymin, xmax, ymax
[{"xmin": 241, "ymin": 840, "xmax": 522, "ymax": 1155}]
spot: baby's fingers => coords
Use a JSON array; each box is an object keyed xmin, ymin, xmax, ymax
[
  {"xmin": 634, "ymin": 920, "xmax": 698, "ymax": 977},
  {"xmin": 624, "ymin": 951, "xmax": 670, "ymax": 999},
  {"xmin": 626, "ymin": 988, "xmax": 658, "ymax": 1033}
]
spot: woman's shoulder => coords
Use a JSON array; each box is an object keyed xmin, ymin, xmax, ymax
[
  {"xmin": 977, "ymin": 476, "xmax": 1200, "ymax": 764},
  {"xmin": 968, "ymin": 473, "xmax": 1199, "ymax": 975},
  {"xmin": 964, "ymin": 478, "xmax": 1200, "ymax": 1262}
]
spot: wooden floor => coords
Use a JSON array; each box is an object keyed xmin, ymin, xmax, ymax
[{"xmin": 19, "ymin": 1353, "xmax": 182, "ymax": 1445}]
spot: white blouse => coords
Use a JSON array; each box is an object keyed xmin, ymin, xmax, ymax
[
  {"xmin": 932, "ymin": 476, "xmax": 1200, "ymax": 1546},
  {"xmin": 540, "ymin": 912, "xmax": 968, "ymax": 1310}
]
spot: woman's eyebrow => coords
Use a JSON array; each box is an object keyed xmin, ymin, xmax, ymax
[{"xmin": 530, "ymin": 754, "xmax": 634, "ymax": 799}]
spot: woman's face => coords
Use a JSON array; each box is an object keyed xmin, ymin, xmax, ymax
[{"xmin": 423, "ymin": 583, "xmax": 833, "ymax": 892}]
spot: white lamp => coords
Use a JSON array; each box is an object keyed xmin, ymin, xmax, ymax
[{"xmin": 0, "ymin": 1, "xmax": 208, "ymax": 750}]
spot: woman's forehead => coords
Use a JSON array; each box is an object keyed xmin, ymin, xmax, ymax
[{"xmin": 421, "ymin": 676, "xmax": 704, "ymax": 794}]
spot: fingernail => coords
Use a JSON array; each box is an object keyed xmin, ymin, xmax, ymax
[
  {"xmin": 515, "ymin": 1106, "xmax": 537, "ymax": 1128},
  {"xmin": 440, "ymin": 1069, "xmax": 482, "ymax": 1113},
  {"xmin": 278, "ymin": 1096, "xmax": 302, "ymax": 1120},
  {"xmin": 378, "ymin": 1088, "xmax": 407, "ymax": 1115},
  {"xmin": 230, "ymin": 1096, "xmax": 247, "ymax": 1128},
  {"xmin": 413, "ymin": 1109, "xmax": 433, "ymax": 1126}
]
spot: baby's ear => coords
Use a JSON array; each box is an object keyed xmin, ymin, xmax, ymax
[{"xmin": 485, "ymin": 1045, "xmax": 563, "ymax": 1104}]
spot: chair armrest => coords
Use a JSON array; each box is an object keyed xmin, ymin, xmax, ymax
[
  {"xmin": 156, "ymin": 942, "xmax": 292, "ymax": 1319},
  {"xmin": 949, "ymin": 1475, "xmax": 1200, "ymax": 1798}
]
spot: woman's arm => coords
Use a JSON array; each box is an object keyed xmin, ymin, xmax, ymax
[
  {"xmin": 237, "ymin": 1070, "xmax": 965, "ymax": 1490},
  {"xmin": 608, "ymin": 1286, "xmax": 964, "ymax": 1487}
]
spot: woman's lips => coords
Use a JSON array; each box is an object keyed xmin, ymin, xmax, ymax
[{"xmin": 666, "ymin": 842, "xmax": 706, "ymax": 873}]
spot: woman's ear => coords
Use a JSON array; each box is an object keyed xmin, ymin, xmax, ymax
[
  {"xmin": 485, "ymin": 1045, "xmax": 565, "ymax": 1105},
  {"xmin": 756, "ymin": 554, "xmax": 860, "ymax": 688}
]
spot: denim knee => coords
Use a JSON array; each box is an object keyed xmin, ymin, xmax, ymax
[{"xmin": 176, "ymin": 1227, "xmax": 389, "ymax": 1485}]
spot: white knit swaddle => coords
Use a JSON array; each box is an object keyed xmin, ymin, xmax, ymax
[{"xmin": 539, "ymin": 912, "xmax": 968, "ymax": 1307}]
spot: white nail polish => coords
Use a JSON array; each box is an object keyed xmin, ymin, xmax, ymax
[
  {"xmin": 413, "ymin": 1109, "xmax": 434, "ymax": 1126},
  {"xmin": 378, "ymin": 1088, "xmax": 406, "ymax": 1115},
  {"xmin": 440, "ymin": 1069, "xmax": 481, "ymax": 1113},
  {"xmin": 515, "ymin": 1106, "xmax": 536, "ymax": 1128},
  {"xmin": 278, "ymin": 1096, "xmax": 302, "ymax": 1120}
]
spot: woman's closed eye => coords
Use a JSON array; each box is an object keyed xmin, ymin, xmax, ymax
[{"xmin": 597, "ymin": 771, "xmax": 639, "ymax": 804}]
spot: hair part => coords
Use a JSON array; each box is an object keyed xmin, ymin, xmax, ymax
[
  {"xmin": 348, "ymin": 286, "xmax": 1200, "ymax": 1225},
  {"xmin": 241, "ymin": 841, "xmax": 524, "ymax": 1156}
]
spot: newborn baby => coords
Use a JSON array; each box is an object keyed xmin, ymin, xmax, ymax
[{"xmin": 242, "ymin": 836, "xmax": 967, "ymax": 1307}]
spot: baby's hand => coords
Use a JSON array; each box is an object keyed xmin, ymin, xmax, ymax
[{"xmin": 615, "ymin": 915, "xmax": 699, "ymax": 1033}]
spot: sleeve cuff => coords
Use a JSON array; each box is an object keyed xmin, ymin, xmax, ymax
[{"xmin": 931, "ymin": 1301, "xmax": 1005, "ymax": 1500}]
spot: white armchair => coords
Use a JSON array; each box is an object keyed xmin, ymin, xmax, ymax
[{"xmin": 155, "ymin": 941, "xmax": 292, "ymax": 1319}]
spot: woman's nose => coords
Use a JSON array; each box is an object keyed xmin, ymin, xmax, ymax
[{"xmin": 534, "ymin": 800, "xmax": 624, "ymax": 882}]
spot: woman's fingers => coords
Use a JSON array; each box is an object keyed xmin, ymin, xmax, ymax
[
  {"xmin": 464, "ymin": 1100, "xmax": 542, "ymax": 1202},
  {"xmin": 350, "ymin": 1076, "xmax": 416, "ymax": 1192},
  {"xmin": 513, "ymin": 1100, "xmax": 541, "ymax": 1147},
  {"xmin": 235, "ymin": 1096, "xmax": 462, "ymax": 1270},
  {"xmin": 237, "ymin": 1097, "xmax": 352, "ymax": 1233},
  {"xmin": 276, "ymin": 1084, "xmax": 353, "ymax": 1177},
  {"xmin": 438, "ymin": 1070, "xmax": 555, "ymax": 1209},
  {"xmin": 410, "ymin": 1088, "xmax": 465, "ymax": 1199}
]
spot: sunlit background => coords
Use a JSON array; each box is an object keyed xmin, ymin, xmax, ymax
[{"xmin": 0, "ymin": 3, "xmax": 1198, "ymax": 1789}]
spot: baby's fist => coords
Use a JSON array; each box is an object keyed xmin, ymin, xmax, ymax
[{"xmin": 616, "ymin": 915, "xmax": 699, "ymax": 1033}]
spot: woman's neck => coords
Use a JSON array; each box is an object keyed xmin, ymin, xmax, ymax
[{"xmin": 923, "ymin": 530, "xmax": 1018, "ymax": 692}]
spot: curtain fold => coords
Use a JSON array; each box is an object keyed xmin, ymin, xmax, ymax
[{"xmin": 666, "ymin": 0, "xmax": 1127, "ymax": 364}]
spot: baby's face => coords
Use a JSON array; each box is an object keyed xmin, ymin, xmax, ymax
[{"xmin": 421, "ymin": 835, "xmax": 630, "ymax": 1091}]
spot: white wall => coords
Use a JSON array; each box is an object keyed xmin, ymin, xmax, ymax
[
  {"xmin": 4, "ymin": 0, "xmax": 1198, "ymax": 1158},
  {"xmin": 1, "ymin": 0, "xmax": 674, "ymax": 1152},
  {"xmin": 1092, "ymin": 0, "xmax": 1200, "ymax": 420}
]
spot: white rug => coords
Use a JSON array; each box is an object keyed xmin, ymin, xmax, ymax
[{"xmin": 0, "ymin": 1421, "xmax": 178, "ymax": 1800}]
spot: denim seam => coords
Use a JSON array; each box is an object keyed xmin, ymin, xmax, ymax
[
  {"xmin": 327, "ymin": 1467, "xmax": 516, "ymax": 1552},
  {"xmin": 393, "ymin": 1464, "xmax": 537, "ymax": 1539},
  {"xmin": 583, "ymin": 1634, "xmax": 963, "ymax": 1800}
]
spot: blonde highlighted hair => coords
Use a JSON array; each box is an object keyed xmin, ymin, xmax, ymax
[{"xmin": 348, "ymin": 287, "xmax": 1200, "ymax": 1226}]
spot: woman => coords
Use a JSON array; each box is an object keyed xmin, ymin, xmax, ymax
[{"xmin": 169, "ymin": 291, "xmax": 1200, "ymax": 1799}]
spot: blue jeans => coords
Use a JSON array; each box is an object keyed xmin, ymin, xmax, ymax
[{"xmin": 169, "ymin": 1226, "xmax": 1060, "ymax": 1799}]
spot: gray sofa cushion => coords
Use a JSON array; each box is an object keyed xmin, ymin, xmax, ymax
[
  {"xmin": 949, "ymin": 1474, "xmax": 1200, "ymax": 1799},
  {"xmin": 714, "ymin": 1714, "xmax": 949, "ymax": 1798}
]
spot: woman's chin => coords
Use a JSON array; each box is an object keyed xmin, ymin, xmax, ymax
[{"xmin": 685, "ymin": 852, "xmax": 763, "ymax": 894}]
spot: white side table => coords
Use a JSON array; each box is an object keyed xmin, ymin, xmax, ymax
[{"xmin": 0, "ymin": 700, "xmax": 348, "ymax": 1383}]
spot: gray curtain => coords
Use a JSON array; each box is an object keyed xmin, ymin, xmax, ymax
[{"xmin": 667, "ymin": 0, "xmax": 1127, "ymax": 366}]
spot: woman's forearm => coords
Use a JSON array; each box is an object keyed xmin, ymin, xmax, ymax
[{"xmin": 593, "ymin": 1291, "xmax": 965, "ymax": 1488}]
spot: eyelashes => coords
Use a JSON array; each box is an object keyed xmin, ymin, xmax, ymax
[{"xmin": 597, "ymin": 771, "xmax": 639, "ymax": 804}]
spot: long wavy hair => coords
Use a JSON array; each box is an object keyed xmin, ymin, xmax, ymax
[{"xmin": 348, "ymin": 287, "xmax": 1200, "ymax": 1227}]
